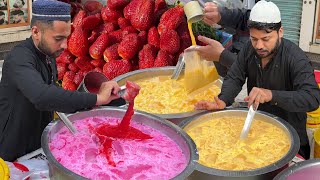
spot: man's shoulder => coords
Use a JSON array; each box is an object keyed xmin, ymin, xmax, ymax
[
  {"xmin": 281, "ymin": 38, "xmax": 308, "ymax": 60},
  {"xmin": 6, "ymin": 38, "xmax": 35, "ymax": 61}
]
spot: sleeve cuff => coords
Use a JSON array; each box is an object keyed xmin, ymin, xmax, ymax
[
  {"xmin": 270, "ymin": 90, "xmax": 279, "ymax": 106},
  {"xmin": 219, "ymin": 49, "xmax": 237, "ymax": 69}
]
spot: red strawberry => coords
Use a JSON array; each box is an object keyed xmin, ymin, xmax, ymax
[
  {"xmin": 108, "ymin": 0, "xmax": 130, "ymax": 10},
  {"xmin": 147, "ymin": 26, "xmax": 160, "ymax": 49},
  {"xmin": 138, "ymin": 31, "xmax": 147, "ymax": 50},
  {"xmin": 68, "ymin": 62, "xmax": 79, "ymax": 73},
  {"xmin": 118, "ymin": 17, "xmax": 131, "ymax": 29},
  {"xmin": 88, "ymin": 31, "xmax": 99, "ymax": 45},
  {"xmin": 68, "ymin": 28, "xmax": 89, "ymax": 57},
  {"xmin": 158, "ymin": 6, "xmax": 184, "ymax": 35},
  {"xmin": 93, "ymin": 67, "xmax": 103, "ymax": 73},
  {"xmin": 160, "ymin": 29, "xmax": 180, "ymax": 55},
  {"xmin": 73, "ymin": 10, "xmax": 86, "ymax": 28},
  {"xmin": 177, "ymin": 19, "xmax": 192, "ymax": 52},
  {"xmin": 138, "ymin": 44, "xmax": 157, "ymax": 69},
  {"xmin": 90, "ymin": 59, "xmax": 105, "ymax": 67},
  {"xmin": 83, "ymin": 13, "xmax": 101, "ymax": 30},
  {"xmin": 123, "ymin": 0, "xmax": 142, "ymax": 20},
  {"xmin": 74, "ymin": 57, "xmax": 94, "ymax": 71},
  {"xmin": 154, "ymin": 50, "xmax": 173, "ymax": 67},
  {"xmin": 131, "ymin": 0, "xmax": 154, "ymax": 31},
  {"xmin": 103, "ymin": 43, "xmax": 119, "ymax": 62},
  {"xmin": 63, "ymin": 71, "xmax": 76, "ymax": 82},
  {"xmin": 89, "ymin": 33, "xmax": 110, "ymax": 59},
  {"xmin": 103, "ymin": 60, "xmax": 132, "ymax": 80},
  {"xmin": 155, "ymin": 0, "xmax": 167, "ymax": 12},
  {"xmin": 109, "ymin": 29, "xmax": 124, "ymax": 44},
  {"xmin": 101, "ymin": 6, "xmax": 122, "ymax": 23},
  {"xmin": 75, "ymin": 2, "xmax": 85, "ymax": 10},
  {"xmin": 56, "ymin": 49, "xmax": 75, "ymax": 64},
  {"xmin": 154, "ymin": 8, "xmax": 167, "ymax": 25},
  {"xmin": 122, "ymin": 26, "xmax": 138, "ymax": 36},
  {"xmin": 57, "ymin": 63, "xmax": 67, "ymax": 80},
  {"xmin": 74, "ymin": 71, "xmax": 84, "ymax": 87},
  {"xmin": 62, "ymin": 80, "xmax": 77, "ymax": 91},
  {"xmin": 84, "ymin": 1, "xmax": 103, "ymax": 13},
  {"xmin": 94, "ymin": 22, "xmax": 116, "ymax": 35},
  {"xmin": 118, "ymin": 33, "xmax": 139, "ymax": 60}
]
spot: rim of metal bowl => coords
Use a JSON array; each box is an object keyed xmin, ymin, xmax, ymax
[
  {"xmin": 179, "ymin": 108, "xmax": 300, "ymax": 177},
  {"xmin": 274, "ymin": 158, "xmax": 320, "ymax": 180},
  {"xmin": 41, "ymin": 106, "xmax": 199, "ymax": 179},
  {"xmin": 113, "ymin": 66, "xmax": 221, "ymax": 119}
]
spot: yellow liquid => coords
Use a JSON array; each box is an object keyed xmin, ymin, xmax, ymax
[
  {"xmin": 134, "ymin": 76, "xmax": 220, "ymax": 114},
  {"xmin": 185, "ymin": 22, "xmax": 219, "ymax": 93},
  {"xmin": 185, "ymin": 117, "xmax": 290, "ymax": 170}
]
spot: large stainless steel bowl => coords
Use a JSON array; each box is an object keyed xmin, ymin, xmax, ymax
[
  {"xmin": 113, "ymin": 66, "xmax": 222, "ymax": 125},
  {"xmin": 42, "ymin": 107, "xmax": 199, "ymax": 180},
  {"xmin": 274, "ymin": 158, "xmax": 320, "ymax": 180},
  {"xmin": 179, "ymin": 109, "xmax": 300, "ymax": 180}
]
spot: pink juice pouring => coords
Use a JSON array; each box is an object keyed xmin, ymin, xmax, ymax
[{"xmin": 49, "ymin": 116, "xmax": 188, "ymax": 180}]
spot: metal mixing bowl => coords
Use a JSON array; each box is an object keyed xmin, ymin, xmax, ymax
[
  {"xmin": 42, "ymin": 107, "xmax": 199, "ymax": 180},
  {"xmin": 274, "ymin": 158, "xmax": 320, "ymax": 180},
  {"xmin": 113, "ymin": 66, "xmax": 222, "ymax": 125},
  {"xmin": 179, "ymin": 109, "xmax": 300, "ymax": 180}
]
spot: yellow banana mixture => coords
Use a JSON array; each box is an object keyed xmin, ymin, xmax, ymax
[
  {"xmin": 134, "ymin": 76, "xmax": 220, "ymax": 114},
  {"xmin": 185, "ymin": 116, "xmax": 290, "ymax": 170}
]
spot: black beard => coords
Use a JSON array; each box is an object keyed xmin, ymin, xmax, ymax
[
  {"xmin": 254, "ymin": 36, "xmax": 280, "ymax": 59},
  {"xmin": 38, "ymin": 39, "xmax": 53, "ymax": 57}
]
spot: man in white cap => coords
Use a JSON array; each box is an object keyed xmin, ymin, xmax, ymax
[
  {"xmin": 0, "ymin": 0, "xmax": 120, "ymax": 161},
  {"xmin": 195, "ymin": 0, "xmax": 320, "ymax": 159}
]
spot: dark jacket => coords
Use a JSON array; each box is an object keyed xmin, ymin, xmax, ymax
[
  {"xmin": 0, "ymin": 37, "xmax": 96, "ymax": 161},
  {"xmin": 219, "ymin": 38, "xmax": 320, "ymax": 146}
]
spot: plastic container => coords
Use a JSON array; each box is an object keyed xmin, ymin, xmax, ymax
[
  {"xmin": 217, "ymin": 30, "xmax": 233, "ymax": 49},
  {"xmin": 314, "ymin": 128, "xmax": 320, "ymax": 158},
  {"xmin": 0, "ymin": 158, "xmax": 9, "ymax": 180}
]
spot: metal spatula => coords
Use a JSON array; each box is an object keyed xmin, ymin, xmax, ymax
[
  {"xmin": 240, "ymin": 105, "xmax": 259, "ymax": 140},
  {"xmin": 171, "ymin": 53, "xmax": 185, "ymax": 80}
]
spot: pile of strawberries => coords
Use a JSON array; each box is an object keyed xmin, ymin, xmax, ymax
[{"xmin": 57, "ymin": 0, "xmax": 192, "ymax": 90}]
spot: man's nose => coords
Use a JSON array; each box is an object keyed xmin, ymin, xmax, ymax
[
  {"xmin": 61, "ymin": 39, "xmax": 67, "ymax": 49},
  {"xmin": 255, "ymin": 40, "xmax": 264, "ymax": 49}
]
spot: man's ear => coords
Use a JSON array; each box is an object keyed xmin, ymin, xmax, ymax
[
  {"xmin": 31, "ymin": 26, "xmax": 41, "ymax": 40},
  {"xmin": 279, "ymin": 26, "xmax": 284, "ymax": 39}
]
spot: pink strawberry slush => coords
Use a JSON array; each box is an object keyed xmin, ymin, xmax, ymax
[{"xmin": 49, "ymin": 116, "xmax": 187, "ymax": 179}]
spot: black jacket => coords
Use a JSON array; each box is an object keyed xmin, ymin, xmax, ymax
[
  {"xmin": 0, "ymin": 37, "xmax": 96, "ymax": 161},
  {"xmin": 219, "ymin": 39, "xmax": 320, "ymax": 146}
]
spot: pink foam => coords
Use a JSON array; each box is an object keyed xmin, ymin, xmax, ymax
[{"xmin": 49, "ymin": 116, "xmax": 187, "ymax": 179}]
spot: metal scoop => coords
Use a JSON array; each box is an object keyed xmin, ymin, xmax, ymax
[
  {"xmin": 171, "ymin": 53, "xmax": 185, "ymax": 80},
  {"xmin": 240, "ymin": 105, "xmax": 259, "ymax": 140},
  {"xmin": 56, "ymin": 112, "xmax": 77, "ymax": 134}
]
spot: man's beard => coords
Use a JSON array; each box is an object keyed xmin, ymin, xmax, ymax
[
  {"xmin": 38, "ymin": 38, "xmax": 63, "ymax": 58},
  {"xmin": 254, "ymin": 36, "xmax": 280, "ymax": 59}
]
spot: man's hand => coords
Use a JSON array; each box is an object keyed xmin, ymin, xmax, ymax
[
  {"xmin": 96, "ymin": 81, "xmax": 120, "ymax": 105},
  {"xmin": 244, "ymin": 87, "xmax": 273, "ymax": 109},
  {"xmin": 185, "ymin": 36, "xmax": 224, "ymax": 61},
  {"xmin": 195, "ymin": 96, "xmax": 226, "ymax": 110},
  {"xmin": 203, "ymin": 2, "xmax": 221, "ymax": 26}
]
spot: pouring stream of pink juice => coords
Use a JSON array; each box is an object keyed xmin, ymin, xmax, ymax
[{"xmin": 92, "ymin": 81, "xmax": 151, "ymax": 166}]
